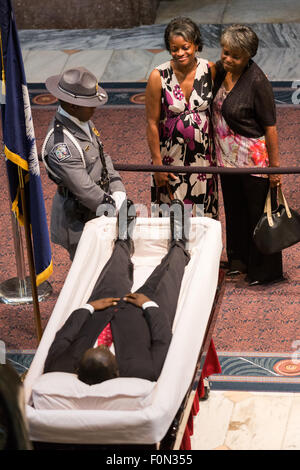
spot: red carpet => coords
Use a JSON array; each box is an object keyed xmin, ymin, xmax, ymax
[{"xmin": 0, "ymin": 106, "xmax": 299, "ymax": 352}]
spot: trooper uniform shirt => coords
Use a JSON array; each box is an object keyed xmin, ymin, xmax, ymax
[{"xmin": 42, "ymin": 110, "xmax": 126, "ymax": 256}]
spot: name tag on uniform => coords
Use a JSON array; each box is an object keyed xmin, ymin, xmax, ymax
[{"xmin": 51, "ymin": 143, "xmax": 71, "ymax": 162}]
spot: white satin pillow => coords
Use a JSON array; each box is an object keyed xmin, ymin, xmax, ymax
[{"xmin": 32, "ymin": 372, "xmax": 155, "ymax": 410}]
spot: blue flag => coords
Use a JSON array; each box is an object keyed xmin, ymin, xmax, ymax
[{"xmin": 0, "ymin": 0, "xmax": 52, "ymax": 286}]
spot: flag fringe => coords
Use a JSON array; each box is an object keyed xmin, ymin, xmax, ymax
[
  {"xmin": 36, "ymin": 260, "xmax": 53, "ymax": 287},
  {"xmin": 11, "ymin": 186, "xmax": 24, "ymax": 226},
  {"xmin": 5, "ymin": 145, "xmax": 29, "ymax": 171}
]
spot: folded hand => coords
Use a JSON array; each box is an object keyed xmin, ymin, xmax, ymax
[
  {"xmin": 89, "ymin": 298, "xmax": 120, "ymax": 311},
  {"xmin": 123, "ymin": 293, "xmax": 151, "ymax": 308}
]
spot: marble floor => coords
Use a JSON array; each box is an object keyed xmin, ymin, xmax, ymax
[
  {"xmin": 192, "ymin": 390, "xmax": 300, "ymax": 450},
  {"xmin": 14, "ymin": 0, "xmax": 300, "ymax": 452}
]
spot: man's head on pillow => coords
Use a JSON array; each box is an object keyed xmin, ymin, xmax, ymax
[{"xmin": 77, "ymin": 346, "xmax": 119, "ymax": 385}]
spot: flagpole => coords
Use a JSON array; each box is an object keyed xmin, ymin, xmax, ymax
[
  {"xmin": 18, "ymin": 167, "xmax": 43, "ymax": 343},
  {"xmin": 0, "ymin": 147, "xmax": 52, "ymax": 312},
  {"xmin": 10, "ymin": 209, "xmax": 28, "ymax": 295},
  {"xmin": 1, "ymin": 0, "xmax": 53, "ymax": 344},
  {"xmin": 0, "ymin": 214, "xmax": 52, "ymax": 304},
  {"xmin": 0, "ymin": 207, "xmax": 29, "ymax": 301}
]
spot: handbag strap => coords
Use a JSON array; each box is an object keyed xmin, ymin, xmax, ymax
[
  {"xmin": 278, "ymin": 186, "xmax": 292, "ymax": 218},
  {"xmin": 265, "ymin": 189, "xmax": 273, "ymax": 227},
  {"xmin": 265, "ymin": 186, "xmax": 292, "ymax": 227}
]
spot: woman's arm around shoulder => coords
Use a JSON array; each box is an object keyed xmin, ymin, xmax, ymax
[{"xmin": 208, "ymin": 61, "xmax": 216, "ymax": 81}]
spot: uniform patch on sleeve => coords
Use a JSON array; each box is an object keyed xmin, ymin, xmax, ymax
[{"xmin": 50, "ymin": 143, "xmax": 72, "ymax": 162}]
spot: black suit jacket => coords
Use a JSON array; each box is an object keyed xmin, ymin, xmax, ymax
[{"xmin": 44, "ymin": 299, "xmax": 172, "ymax": 381}]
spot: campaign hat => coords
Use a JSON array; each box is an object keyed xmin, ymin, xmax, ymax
[{"xmin": 45, "ymin": 67, "xmax": 108, "ymax": 107}]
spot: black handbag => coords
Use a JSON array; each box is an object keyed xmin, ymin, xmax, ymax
[{"xmin": 253, "ymin": 187, "xmax": 300, "ymax": 255}]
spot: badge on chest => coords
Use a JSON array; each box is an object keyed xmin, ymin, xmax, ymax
[{"xmin": 92, "ymin": 127, "xmax": 100, "ymax": 137}]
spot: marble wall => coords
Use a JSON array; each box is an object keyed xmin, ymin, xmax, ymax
[
  {"xmin": 18, "ymin": 23, "xmax": 300, "ymax": 50},
  {"xmin": 19, "ymin": 23, "xmax": 300, "ymax": 82},
  {"xmin": 12, "ymin": 0, "xmax": 160, "ymax": 29}
]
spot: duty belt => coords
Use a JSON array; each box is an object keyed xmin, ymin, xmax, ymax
[
  {"xmin": 57, "ymin": 186, "xmax": 96, "ymax": 224},
  {"xmin": 57, "ymin": 182, "xmax": 102, "ymax": 199},
  {"xmin": 57, "ymin": 186, "xmax": 73, "ymax": 198}
]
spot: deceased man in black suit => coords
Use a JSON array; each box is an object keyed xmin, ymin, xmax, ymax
[{"xmin": 44, "ymin": 199, "xmax": 190, "ymax": 384}]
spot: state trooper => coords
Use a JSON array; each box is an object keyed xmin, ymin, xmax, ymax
[{"xmin": 42, "ymin": 67, "xmax": 126, "ymax": 260}]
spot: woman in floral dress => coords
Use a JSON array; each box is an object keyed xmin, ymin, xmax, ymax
[{"xmin": 146, "ymin": 17, "xmax": 218, "ymax": 218}]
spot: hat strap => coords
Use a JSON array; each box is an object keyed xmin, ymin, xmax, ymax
[{"xmin": 58, "ymin": 84, "xmax": 106, "ymax": 101}]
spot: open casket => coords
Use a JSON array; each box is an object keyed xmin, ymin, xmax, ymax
[{"xmin": 24, "ymin": 216, "xmax": 224, "ymax": 449}]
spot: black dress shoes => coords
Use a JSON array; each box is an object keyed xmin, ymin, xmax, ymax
[
  {"xmin": 247, "ymin": 276, "xmax": 286, "ymax": 286},
  {"xmin": 170, "ymin": 199, "xmax": 190, "ymax": 244},
  {"xmin": 96, "ymin": 193, "xmax": 116, "ymax": 217},
  {"xmin": 226, "ymin": 269, "xmax": 243, "ymax": 276},
  {"xmin": 117, "ymin": 199, "xmax": 136, "ymax": 253},
  {"xmin": 226, "ymin": 261, "xmax": 247, "ymax": 277}
]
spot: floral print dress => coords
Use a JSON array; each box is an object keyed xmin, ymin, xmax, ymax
[
  {"xmin": 151, "ymin": 58, "xmax": 218, "ymax": 218},
  {"xmin": 212, "ymin": 84, "xmax": 269, "ymax": 177}
]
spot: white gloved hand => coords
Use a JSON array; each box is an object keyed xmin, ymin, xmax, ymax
[{"xmin": 112, "ymin": 191, "xmax": 126, "ymax": 211}]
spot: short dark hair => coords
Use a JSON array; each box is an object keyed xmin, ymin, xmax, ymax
[
  {"xmin": 164, "ymin": 17, "xmax": 203, "ymax": 52},
  {"xmin": 77, "ymin": 346, "xmax": 119, "ymax": 385},
  {"xmin": 220, "ymin": 24, "xmax": 259, "ymax": 58}
]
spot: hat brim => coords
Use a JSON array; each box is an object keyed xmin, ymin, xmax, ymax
[{"xmin": 45, "ymin": 75, "xmax": 108, "ymax": 107}]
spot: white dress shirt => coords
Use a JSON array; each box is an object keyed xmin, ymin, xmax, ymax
[{"xmin": 58, "ymin": 106, "xmax": 93, "ymax": 141}]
